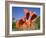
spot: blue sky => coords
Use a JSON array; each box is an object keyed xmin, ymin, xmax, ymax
[{"xmin": 12, "ymin": 7, "xmax": 40, "ymax": 21}]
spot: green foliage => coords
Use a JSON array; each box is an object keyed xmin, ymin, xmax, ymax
[
  {"xmin": 33, "ymin": 16, "xmax": 40, "ymax": 30},
  {"xmin": 12, "ymin": 22, "xmax": 16, "ymax": 29}
]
